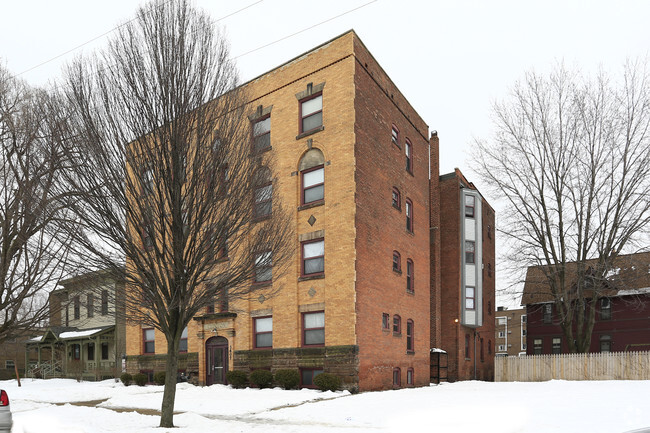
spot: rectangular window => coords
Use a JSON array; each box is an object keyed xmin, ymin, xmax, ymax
[
  {"xmin": 405, "ymin": 139, "xmax": 412, "ymax": 173},
  {"xmin": 543, "ymin": 304, "xmax": 552, "ymax": 324},
  {"xmin": 300, "ymin": 94, "xmax": 323, "ymax": 133},
  {"xmin": 101, "ymin": 290, "xmax": 109, "ymax": 315},
  {"xmin": 465, "ymin": 241, "xmax": 475, "ymax": 264},
  {"xmin": 498, "ymin": 331, "xmax": 505, "ymax": 338},
  {"xmin": 88, "ymin": 343, "xmax": 95, "ymax": 361},
  {"xmin": 600, "ymin": 335, "xmax": 611, "ymax": 353},
  {"xmin": 405, "ymin": 199, "xmax": 413, "ymax": 232},
  {"xmin": 465, "ymin": 334, "xmax": 470, "ymax": 359},
  {"xmin": 300, "ymin": 368, "xmax": 323, "ymax": 388},
  {"xmin": 101, "ymin": 343, "xmax": 109, "ymax": 360},
  {"xmin": 254, "ymin": 251, "xmax": 272, "ymax": 283},
  {"xmin": 254, "ymin": 316, "xmax": 273, "ymax": 348},
  {"xmin": 392, "ymin": 251, "xmax": 401, "ymax": 272},
  {"xmin": 391, "ymin": 125, "xmax": 399, "ymax": 147},
  {"xmin": 303, "ymin": 311, "xmax": 325, "ymax": 346},
  {"xmin": 254, "ymin": 183, "xmax": 272, "ymax": 219},
  {"xmin": 5, "ymin": 360, "xmax": 15, "ymax": 369},
  {"xmin": 465, "ymin": 286, "xmax": 475, "ymax": 310},
  {"xmin": 391, "ymin": 188, "xmax": 401, "ymax": 209},
  {"xmin": 552, "ymin": 337, "xmax": 561, "ymax": 354},
  {"xmin": 143, "ymin": 328, "xmax": 155, "ymax": 354},
  {"xmin": 142, "ymin": 167, "xmax": 154, "ymax": 195},
  {"xmin": 406, "ymin": 368, "xmax": 414, "ymax": 386},
  {"xmin": 302, "ymin": 239, "xmax": 324, "ymax": 276},
  {"xmin": 600, "ymin": 298, "xmax": 611, "ymax": 320},
  {"xmin": 87, "ymin": 294, "xmax": 94, "ymax": 318},
  {"xmin": 406, "ymin": 320, "xmax": 414, "ymax": 352},
  {"xmin": 406, "ymin": 260, "xmax": 414, "ymax": 293},
  {"xmin": 393, "ymin": 315, "xmax": 401, "ymax": 334},
  {"xmin": 533, "ymin": 338, "xmax": 543, "ymax": 355},
  {"xmin": 179, "ymin": 327, "xmax": 188, "ymax": 353},
  {"xmin": 252, "ymin": 116, "xmax": 271, "ymax": 152},
  {"xmin": 382, "ymin": 313, "xmax": 390, "ymax": 330},
  {"xmin": 74, "ymin": 296, "xmax": 80, "ymax": 320},
  {"xmin": 302, "ymin": 166, "xmax": 324, "ymax": 204},
  {"xmin": 393, "ymin": 367, "xmax": 401, "ymax": 387},
  {"xmin": 497, "ymin": 317, "xmax": 506, "ymax": 325},
  {"xmin": 465, "ymin": 195, "xmax": 475, "ymax": 218},
  {"xmin": 72, "ymin": 344, "xmax": 81, "ymax": 360},
  {"xmin": 522, "ymin": 315, "xmax": 527, "ymax": 323},
  {"xmin": 480, "ymin": 338, "xmax": 484, "ymax": 362},
  {"xmin": 498, "ymin": 344, "xmax": 506, "ymax": 352}
]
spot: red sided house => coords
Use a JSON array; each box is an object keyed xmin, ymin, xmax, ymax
[{"xmin": 523, "ymin": 252, "xmax": 650, "ymax": 354}]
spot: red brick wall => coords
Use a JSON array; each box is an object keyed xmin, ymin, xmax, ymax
[{"xmin": 353, "ymin": 36, "xmax": 431, "ymax": 390}]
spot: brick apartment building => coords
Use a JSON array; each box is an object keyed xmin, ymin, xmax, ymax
[
  {"xmin": 125, "ymin": 30, "xmax": 494, "ymax": 389},
  {"xmin": 494, "ymin": 307, "xmax": 527, "ymax": 357},
  {"xmin": 523, "ymin": 252, "xmax": 650, "ymax": 355}
]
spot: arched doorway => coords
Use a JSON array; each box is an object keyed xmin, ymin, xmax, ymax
[{"xmin": 205, "ymin": 336, "xmax": 228, "ymax": 385}]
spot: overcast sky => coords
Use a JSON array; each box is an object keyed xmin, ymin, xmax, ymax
[{"xmin": 2, "ymin": 0, "xmax": 649, "ymax": 305}]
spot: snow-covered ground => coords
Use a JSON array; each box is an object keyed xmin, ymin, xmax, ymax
[{"xmin": 2, "ymin": 378, "xmax": 649, "ymax": 432}]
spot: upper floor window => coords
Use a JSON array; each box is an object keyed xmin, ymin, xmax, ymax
[
  {"xmin": 465, "ymin": 195, "xmax": 475, "ymax": 218},
  {"xmin": 392, "ymin": 187, "xmax": 401, "ymax": 210},
  {"xmin": 300, "ymin": 94, "xmax": 323, "ymax": 133},
  {"xmin": 600, "ymin": 298, "xmax": 611, "ymax": 320},
  {"xmin": 303, "ymin": 311, "xmax": 325, "ymax": 346},
  {"xmin": 406, "ymin": 259, "xmax": 414, "ymax": 293},
  {"xmin": 465, "ymin": 241, "xmax": 475, "ymax": 264},
  {"xmin": 405, "ymin": 199, "xmax": 413, "ymax": 232},
  {"xmin": 74, "ymin": 296, "xmax": 80, "ymax": 320},
  {"xmin": 179, "ymin": 327, "xmax": 188, "ymax": 353},
  {"xmin": 87, "ymin": 294, "xmax": 94, "ymax": 318},
  {"xmin": 143, "ymin": 328, "xmax": 155, "ymax": 354},
  {"xmin": 302, "ymin": 239, "xmax": 324, "ymax": 277},
  {"xmin": 392, "ymin": 251, "xmax": 401, "ymax": 273},
  {"xmin": 465, "ymin": 286, "xmax": 475, "ymax": 310},
  {"xmin": 391, "ymin": 125, "xmax": 400, "ymax": 147},
  {"xmin": 302, "ymin": 166, "xmax": 324, "ymax": 205},
  {"xmin": 465, "ymin": 334, "xmax": 470, "ymax": 359},
  {"xmin": 101, "ymin": 290, "xmax": 109, "ymax": 316},
  {"xmin": 406, "ymin": 319, "xmax": 414, "ymax": 352},
  {"xmin": 254, "ymin": 251, "xmax": 272, "ymax": 284},
  {"xmin": 141, "ymin": 167, "xmax": 154, "ymax": 195},
  {"xmin": 543, "ymin": 304, "xmax": 552, "ymax": 324},
  {"xmin": 254, "ymin": 316, "xmax": 273, "ymax": 348},
  {"xmin": 252, "ymin": 116, "xmax": 271, "ymax": 152},
  {"xmin": 405, "ymin": 139, "xmax": 412, "ymax": 173},
  {"xmin": 393, "ymin": 314, "xmax": 401, "ymax": 334},
  {"xmin": 382, "ymin": 313, "xmax": 390, "ymax": 330},
  {"xmin": 253, "ymin": 168, "xmax": 272, "ymax": 220}
]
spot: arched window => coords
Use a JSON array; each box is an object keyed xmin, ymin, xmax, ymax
[
  {"xmin": 392, "ymin": 315, "xmax": 401, "ymax": 334},
  {"xmin": 253, "ymin": 167, "xmax": 272, "ymax": 219},
  {"xmin": 392, "ymin": 251, "xmax": 401, "ymax": 272},
  {"xmin": 393, "ymin": 367, "xmax": 401, "ymax": 387},
  {"xmin": 405, "ymin": 138, "xmax": 413, "ymax": 173},
  {"xmin": 405, "ymin": 199, "xmax": 413, "ymax": 232},
  {"xmin": 406, "ymin": 319, "xmax": 414, "ymax": 352},
  {"xmin": 392, "ymin": 187, "xmax": 401, "ymax": 210},
  {"xmin": 406, "ymin": 259, "xmax": 414, "ymax": 293},
  {"xmin": 299, "ymin": 149, "xmax": 325, "ymax": 205}
]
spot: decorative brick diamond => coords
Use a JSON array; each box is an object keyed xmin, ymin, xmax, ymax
[
  {"xmin": 308, "ymin": 287, "xmax": 316, "ymax": 297},
  {"xmin": 258, "ymin": 294, "xmax": 266, "ymax": 304},
  {"xmin": 308, "ymin": 215, "xmax": 316, "ymax": 226}
]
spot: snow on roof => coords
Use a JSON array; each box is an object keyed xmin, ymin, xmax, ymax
[
  {"xmin": 616, "ymin": 287, "xmax": 650, "ymax": 297},
  {"xmin": 29, "ymin": 335, "xmax": 43, "ymax": 342},
  {"xmin": 58, "ymin": 329, "xmax": 103, "ymax": 339},
  {"xmin": 430, "ymin": 348, "xmax": 447, "ymax": 354}
]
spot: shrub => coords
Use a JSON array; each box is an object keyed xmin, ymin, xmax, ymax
[
  {"xmin": 226, "ymin": 370, "xmax": 248, "ymax": 389},
  {"xmin": 314, "ymin": 373, "xmax": 341, "ymax": 392},
  {"xmin": 120, "ymin": 373, "xmax": 133, "ymax": 386},
  {"xmin": 154, "ymin": 371, "xmax": 166, "ymax": 385},
  {"xmin": 274, "ymin": 369, "xmax": 300, "ymax": 390},
  {"xmin": 133, "ymin": 373, "xmax": 148, "ymax": 386},
  {"xmin": 250, "ymin": 369, "xmax": 274, "ymax": 389}
]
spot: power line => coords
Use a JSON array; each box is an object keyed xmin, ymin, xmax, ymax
[{"xmin": 233, "ymin": 0, "xmax": 378, "ymax": 60}]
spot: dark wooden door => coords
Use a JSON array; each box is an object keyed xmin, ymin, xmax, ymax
[{"xmin": 205, "ymin": 336, "xmax": 228, "ymax": 385}]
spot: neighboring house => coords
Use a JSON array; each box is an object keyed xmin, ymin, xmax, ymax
[
  {"xmin": 494, "ymin": 307, "xmax": 527, "ymax": 357},
  {"xmin": 0, "ymin": 328, "xmax": 42, "ymax": 380},
  {"xmin": 523, "ymin": 252, "xmax": 650, "ymax": 355},
  {"xmin": 435, "ymin": 169, "xmax": 496, "ymax": 381},
  {"xmin": 26, "ymin": 270, "xmax": 126, "ymax": 380},
  {"xmin": 125, "ymin": 30, "xmax": 495, "ymax": 390}
]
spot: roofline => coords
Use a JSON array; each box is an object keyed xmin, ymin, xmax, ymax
[{"xmin": 439, "ymin": 168, "xmax": 495, "ymax": 213}]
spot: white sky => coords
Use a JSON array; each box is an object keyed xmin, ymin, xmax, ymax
[{"xmin": 2, "ymin": 0, "xmax": 649, "ymax": 305}]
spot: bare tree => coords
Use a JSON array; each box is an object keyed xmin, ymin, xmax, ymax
[
  {"xmin": 474, "ymin": 62, "xmax": 650, "ymax": 353},
  {"xmin": 61, "ymin": 0, "xmax": 292, "ymax": 427},
  {"xmin": 0, "ymin": 65, "xmax": 73, "ymax": 344}
]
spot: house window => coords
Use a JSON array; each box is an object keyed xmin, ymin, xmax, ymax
[
  {"xmin": 465, "ymin": 241, "xmax": 475, "ymax": 264},
  {"xmin": 406, "ymin": 319, "xmax": 414, "ymax": 352},
  {"xmin": 88, "ymin": 343, "xmax": 95, "ymax": 361},
  {"xmin": 552, "ymin": 337, "xmax": 561, "ymax": 354},
  {"xmin": 392, "ymin": 251, "xmax": 401, "ymax": 273},
  {"xmin": 392, "ymin": 187, "xmax": 401, "ymax": 210},
  {"xmin": 600, "ymin": 335, "xmax": 611, "ymax": 353},
  {"xmin": 393, "ymin": 315, "xmax": 401, "ymax": 334},
  {"xmin": 405, "ymin": 199, "xmax": 413, "ymax": 232},
  {"xmin": 543, "ymin": 304, "xmax": 552, "ymax": 324},
  {"xmin": 300, "ymin": 368, "xmax": 323, "ymax": 388},
  {"xmin": 300, "ymin": 94, "xmax": 323, "ymax": 133},
  {"xmin": 498, "ymin": 331, "xmax": 505, "ymax": 338},
  {"xmin": 405, "ymin": 139, "xmax": 412, "ymax": 173},
  {"xmin": 406, "ymin": 259, "xmax": 414, "ymax": 293},
  {"xmin": 533, "ymin": 338, "xmax": 543, "ymax": 354},
  {"xmin": 393, "ymin": 367, "xmax": 401, "ymax": 387},
  {"xmin": 600, "ymin": 298, "xmax": 611, "ymax": 320},
  {"xmin": 465, "ymin": 195, "xmax": 475, "ymax": 218},
  {"xmin": 301, "ymin": 165, "xmax": 324, "ymax": 205},
  {"xmin": 252, "ymin": 116, "xmax": 271, "ymax": 152},
  {"xmin": 465, "ymin": 334, "xmax": 470, "ymax": 359},
  {"xmin": 382, "ymin": 313, "xmax": 390, "ymax": 330},
  {"xmin": 87, "ymin": 294, "xmax": 94, "ymax": 318},
  {"xmin": 101, "ymin": 343, "xmax": 109, "ymax": 360},
  {"xmin": 302, "ymin": 239, "xmax": 324, "ymax": 276},
  {"xmin": 254, "ymin": 316, "xmax": 273, "ymax": 348},
  {"xmin": 142, "ymin": 167, "xmax": 154, "ymax": 195},
  {"xmin": 254, "ymin": 251, "xmax": 272, "ymax": 283},
  {"xmin": 5, "ymin": 360, "xmax": 15, "ymax": 369},
  {"xmin": 391, "ymin": 125, "xmax": 400, "ymax": 147},
  {"xmin": 72, "ymin": 344, "xmax": 81, "ymax": 360},
  {"xmin": 179, "ymin": 327, "xmax": 188, "ymax": 353},
  {"xmin": 465, "ymin": 286, "xmax": 475, "ymax": 310},
  {"xmin": 303, "ymin": 311, "xmax": 325, "ymax": 346},
  {"xmin": 522, "ymin": 315, "xmax": 527, "ymax": 323},
  {"xmin": 143, "ymin": 328, "xmax": 155, "ymax": 354},
  {"xmin": 74, "ymin": 296, "xmax": 80, "ymax": 320},
  {"xmin": 498, "ymin": 344, "xmax": 506, "ymax": 352},
  {"xmin": 253, "ymin": 168, "xmax": 272, "ymax": 219},
  {"xmin": 101, "ymin": 290, "xmax": 109, "ymax": 315},
  {"xmin": 406, "ymin": 368, "xmax": 414, "ymax": 386}
]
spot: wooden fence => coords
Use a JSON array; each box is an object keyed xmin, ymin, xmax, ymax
[{"xmin": 495, "ymin": 351, "xmax": 650, "ymax": 382}]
